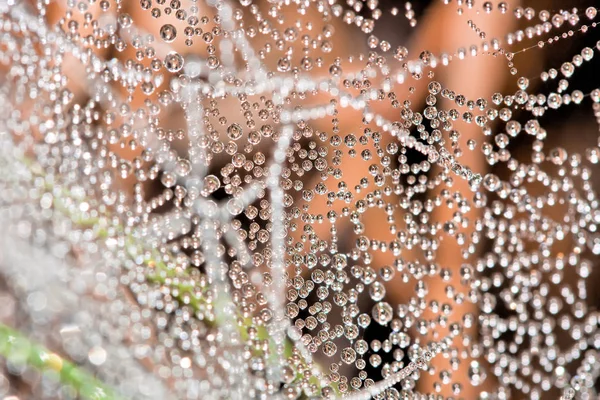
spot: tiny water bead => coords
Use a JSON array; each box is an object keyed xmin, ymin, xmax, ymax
[
  {"xmin": 160, "ymin": 23, "xmax": 177, "ymax": 42},
  {"xmin": 1, "ymin": 0, "xmax": 600, "ymax": 399},
  {"xmin": 164, "ymin": 52, "xmax": 185, "ymax": 72}
]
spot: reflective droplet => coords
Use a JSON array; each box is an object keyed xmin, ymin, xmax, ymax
[
  {"xmin": 164, "ymin": 52, "xmax": 184, "ymax": 72},
  {"xmin": 160, "ymin": 24, "xmax": 177, "ymax": 42}
]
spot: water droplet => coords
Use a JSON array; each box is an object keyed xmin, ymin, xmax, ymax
[
  {"xmin": 160, "ymin": 24, "xmax": 177, "ymax": 42},
  {"xmin": 164, "ymin": 52, "xmax": 184, "ymax": 72}
]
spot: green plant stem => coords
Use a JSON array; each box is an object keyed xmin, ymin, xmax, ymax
[{"xmin": 0, "ymin": 324, "xmax": 124, "ymax": 400}]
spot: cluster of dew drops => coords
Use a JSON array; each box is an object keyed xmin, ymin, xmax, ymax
[{"xmin": 2, "ymin": 0, "xmax": 600, "ymax": 399}]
